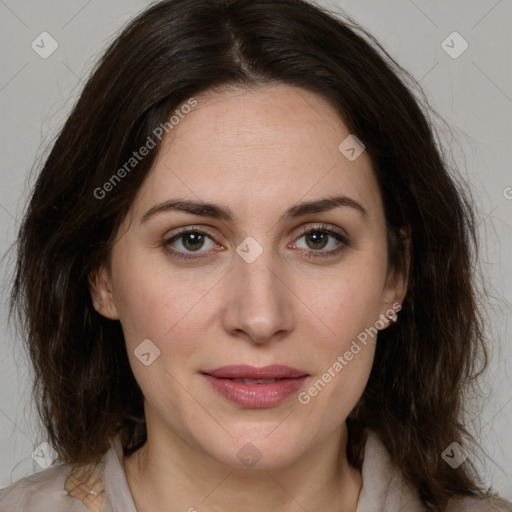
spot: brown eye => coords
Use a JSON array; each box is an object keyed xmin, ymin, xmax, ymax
[
  {"xmin": 179, "ymin": 232, "xmax": 207, "ymax": 251},
  {"xmin": 164, "ymin": 229, "xmax": 217, "ymax": 259},
  {"xmin": 293, "ymin": 225, "xmax": 349, "ymax": 258},
  {"xmin": 303, "ymin": 230, "xmax": 330, "ymax": 250}
]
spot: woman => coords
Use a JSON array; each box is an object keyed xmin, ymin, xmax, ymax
[{"xmin": 2, "ymin": 0, "xmax": 510, "ymax": 511}]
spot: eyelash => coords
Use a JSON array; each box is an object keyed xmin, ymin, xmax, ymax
[{"xmin": 163, "ymin": 224, "xmax": 349, "ymax": 261}]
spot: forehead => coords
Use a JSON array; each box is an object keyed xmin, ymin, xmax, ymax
[{"xmin": 129, "ymin": 84, "xmax": 382, "ymax": 226}]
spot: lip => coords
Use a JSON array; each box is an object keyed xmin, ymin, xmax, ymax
[
  {"xmin": 202, "ymin": 365, "xmax": 309, "ymax": 408},
  {"xmin": 204, "ymin": 364, "xmax": 307, "ymax": 380}
]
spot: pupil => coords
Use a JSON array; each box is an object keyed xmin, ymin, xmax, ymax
[
  {"xmin": 308, "ymin": 231, "xmax": 327, "ymax": 250},
  {"xmin": 184, "ymin": 232, "xmax": 204, "ymax": 251}
]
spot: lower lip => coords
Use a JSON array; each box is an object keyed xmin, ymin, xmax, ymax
[{"xmin": 203, "ymin": 375, "xmax": 308, "ymax": 408}]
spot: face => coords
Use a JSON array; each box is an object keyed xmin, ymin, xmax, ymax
[{"xmin": 90, "ymin": 84, "xmax": 406, "ymax": 469}]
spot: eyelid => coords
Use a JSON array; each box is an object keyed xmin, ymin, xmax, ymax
[
  {"xmin": 163, "ymin": 223, "xmax": 349, "ymax": 260},
  {"xmin": 162, "ymin": 225, "xmax": 221, "ymax": 261},
  {"xmin": 297, "ymin": 223, "xmax": 350, "ymax": 243},
  {"xmin": 165, "ymin": 224, "xmax": 217, "ymax": 240},
  {"xmin": 292, "ymin": 223, "xmax": 350, "ymax": 258}
]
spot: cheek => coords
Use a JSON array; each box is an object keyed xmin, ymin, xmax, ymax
[
  {"xmin": 295, "ymin": 325, "xmax": 376, "ymax": 444},
  {"xmin": 294, "ymin": 252, "xmax": 385, "ymax": 413},
  {"xmin": 111, "ymin": 246, "xmax": 202, "ymax": 338},
  {"xmin": 305, "ymin": 256, "xmax": 387, "ymax": 347},
  {"xmin": 297, "ymin": 301, "xmax": 378, "ymax": 430}
]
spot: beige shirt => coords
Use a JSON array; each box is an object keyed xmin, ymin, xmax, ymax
[{"xmin": 0, "ymin": 430, "xmax": 510, "ymax": 512}]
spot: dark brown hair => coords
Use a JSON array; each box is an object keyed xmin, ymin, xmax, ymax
[{"xmin": 9, "ymin": 0, "xmax": 509, "ymax": 510}]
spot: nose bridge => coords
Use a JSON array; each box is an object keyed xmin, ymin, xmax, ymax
[
  {"xmin": 223, "ymin": 235, "xmax": 293, "ymax": 342},
  {"xmin": 238, "ymin": 250, "xmax": 278, "ymax": 298}
]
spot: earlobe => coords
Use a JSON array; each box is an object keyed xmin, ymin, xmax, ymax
[
  {"xmin": 377, "ymin": 302, "xmax": 402, "ymax": 331},
  {"xmin": 388, "ymin": 228, "xmax": 410, "ymax": 304},
  {"xmin": 380, "ymin": 230, "xmax": 410, "ymax": 330},
  {"xmin": 88, "ymin": 266, "xmax": 119, "ymax": 320},
  {"xmin": 379, "ymin": 268, "xmax": 407, "ymax": 330}
]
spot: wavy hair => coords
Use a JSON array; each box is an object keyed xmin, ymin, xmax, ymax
[{"xmin": 10, "ymin": 0, "xmax": 508, "ymax": 510}]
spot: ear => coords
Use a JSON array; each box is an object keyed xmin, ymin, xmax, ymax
[
  {"xmin": 88, "ymin": 265, "xmax": 120, "ymax": 320},
  {"xmin": 379, "ymin": 230, "xmax": 410, "ymax": 329}
]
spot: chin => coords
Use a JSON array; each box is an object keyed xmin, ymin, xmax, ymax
[{"xmin": 200, "ymin": 423, "xmax": 313, "ymax": 470}]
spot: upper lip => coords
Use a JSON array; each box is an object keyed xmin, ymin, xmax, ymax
[{"xmin": 203, "ymin": 364, "xmax": 308, "ymax": 379}]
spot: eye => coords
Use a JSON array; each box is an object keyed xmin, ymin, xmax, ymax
[
  {"xmin": 163, "ymin": 228, "xmax": 218, "ymax": 260},
  {"xmin": 163, "ymin": 224, "xmax": 349, "ymax": 261},
  {"xmin": 292, "ymin": 224, "xmax": 349, "ymax": 258}
]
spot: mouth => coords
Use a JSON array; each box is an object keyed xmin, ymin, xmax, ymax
[{"xmin": 201, "ymin": 365, "xmax": 309, "ymax": 408}]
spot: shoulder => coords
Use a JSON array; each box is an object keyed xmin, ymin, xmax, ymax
[
  {"xmin": 359, "ymin": 430, "xmax": 512, "ymax": 512},
  {"xmin": 0, "ymin": 459, "xmax": 107, "ymax": 512}
]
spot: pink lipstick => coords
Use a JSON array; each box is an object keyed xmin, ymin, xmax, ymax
[{"xmin": 202, "ymin": 364, "xmax": 308, "ymax": 408}]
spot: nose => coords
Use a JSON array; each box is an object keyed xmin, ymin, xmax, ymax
[{"xmin": 221, "ymin": 246, "xmax": 295, "ymax": 346}]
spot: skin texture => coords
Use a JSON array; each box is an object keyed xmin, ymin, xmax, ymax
[{"xmin": 89, "ymin": 84, "xmax": 407, "ymax": 512}]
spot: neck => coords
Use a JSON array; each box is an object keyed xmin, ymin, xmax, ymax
[{"xmin": 124, "ymin": 413, "xmax": 362, "ymax": 512}]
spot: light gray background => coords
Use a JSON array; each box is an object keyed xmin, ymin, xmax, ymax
[{"xmin": 1, "ymin": 0, "xmax": 511, "ymax": 500}]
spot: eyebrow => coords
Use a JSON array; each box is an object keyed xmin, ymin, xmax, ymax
[{"xmin": 141, "ymin": 195, "xmax": 367, "ymax": 224}]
